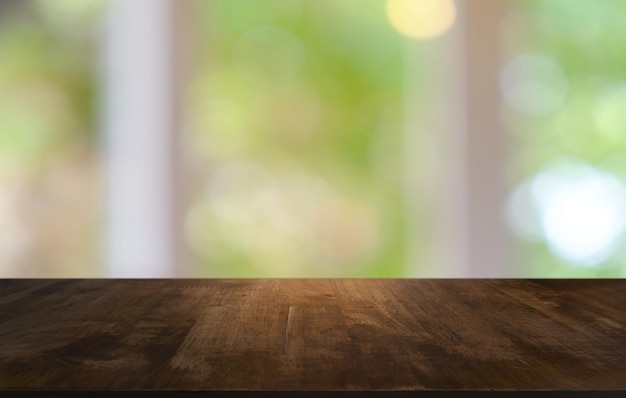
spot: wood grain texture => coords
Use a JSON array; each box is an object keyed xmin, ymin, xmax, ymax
[{"xmin": 0, "ymin": 279, "xmax": 624, "ymax": 395}]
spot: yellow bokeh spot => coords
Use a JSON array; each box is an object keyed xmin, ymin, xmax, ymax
[{"xmin": 386, "ymin": 0, "xmax": 457, "ymax": 40}]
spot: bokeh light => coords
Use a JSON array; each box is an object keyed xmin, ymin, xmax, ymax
[
  {"xmin": 593, "ymin": 82, "xmax": 626, "ymax": 144},
  {"xmin": 510, "ymin": 161, "xmax": 626, "ymax": 266},
  {"xmin": 185, "ymin": 161, "xmax": 381, "ymax": 276},
  {"xmin": 500, "ymin": 53, "xmax": 568, "ymax": 116},
  {"xmin": 188, "ymin": 95, "xmax": 250, "ymax": 161},
  {"xmin": 385, "ymin": 0, "xmax": 456, "ymax": 40}
]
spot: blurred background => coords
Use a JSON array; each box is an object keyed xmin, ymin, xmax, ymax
[{"xmin": 1, "ymin": 0, "xmax": 625, "ymax": 278}]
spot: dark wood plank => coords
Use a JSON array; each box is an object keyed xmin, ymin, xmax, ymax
[{"xmin": 0, "ymin": 279, "xmax": 624, "ymax": 396}]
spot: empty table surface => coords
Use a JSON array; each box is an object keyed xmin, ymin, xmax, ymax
[{"xmin": 0, "ymin": 279, "xmax": 625, "ymax": 397}]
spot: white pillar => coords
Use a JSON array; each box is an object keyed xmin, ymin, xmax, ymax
[
  {"xmin": 102, "ymin": 0, "xmax": 188, "ymax": 277},
  {"xmin": 431, "ymin": 0, "xmax": 510, "ymax": 277}
]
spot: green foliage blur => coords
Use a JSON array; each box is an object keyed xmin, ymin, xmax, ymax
[
  {"xmin": 0, "ymin": 0, "xmax": 101, "ymax": 276},
  {"xmin": 505, "ymin": 0, "xmax": 626, "ymax": 277},
  {"xmin": 185, "ymin": 0, "xmax": 414, "ymax": 277},
  {"xmin": 1, "ymin": 0, "xmax": 624, "ymax": 277}
]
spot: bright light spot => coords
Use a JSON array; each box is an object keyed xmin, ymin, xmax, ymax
[
  {"xmin": 594, "ymin": 83, "xmax": 626, "ymax": 143},
  {"xmin": 232, "ymin": 26, "xmax": 306, "ymax": 86},
  {"xmin": 500, "ymin": 53, "xmax": 568, "ymax": 115},
  {"xmin": 386, "ymin": 0, "xmax": 456, "ymax": 40},
  {"xmin": 529, "ymin": 162, "xmax": 626, "ymax": 265}
]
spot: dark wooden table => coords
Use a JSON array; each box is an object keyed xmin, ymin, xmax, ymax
[{"xmin": 0, "ymin": 279, "xmax": 624, "ymax": 397}]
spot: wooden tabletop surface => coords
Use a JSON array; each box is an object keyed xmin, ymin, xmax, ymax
[{"xmin": 0, "ymin": 279, "xmax": 625, "ymax": 397}]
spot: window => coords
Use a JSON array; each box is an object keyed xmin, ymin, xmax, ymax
[{"xmin": 1, "ymin": 0, "xmax": 624, "ymax": 278}]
